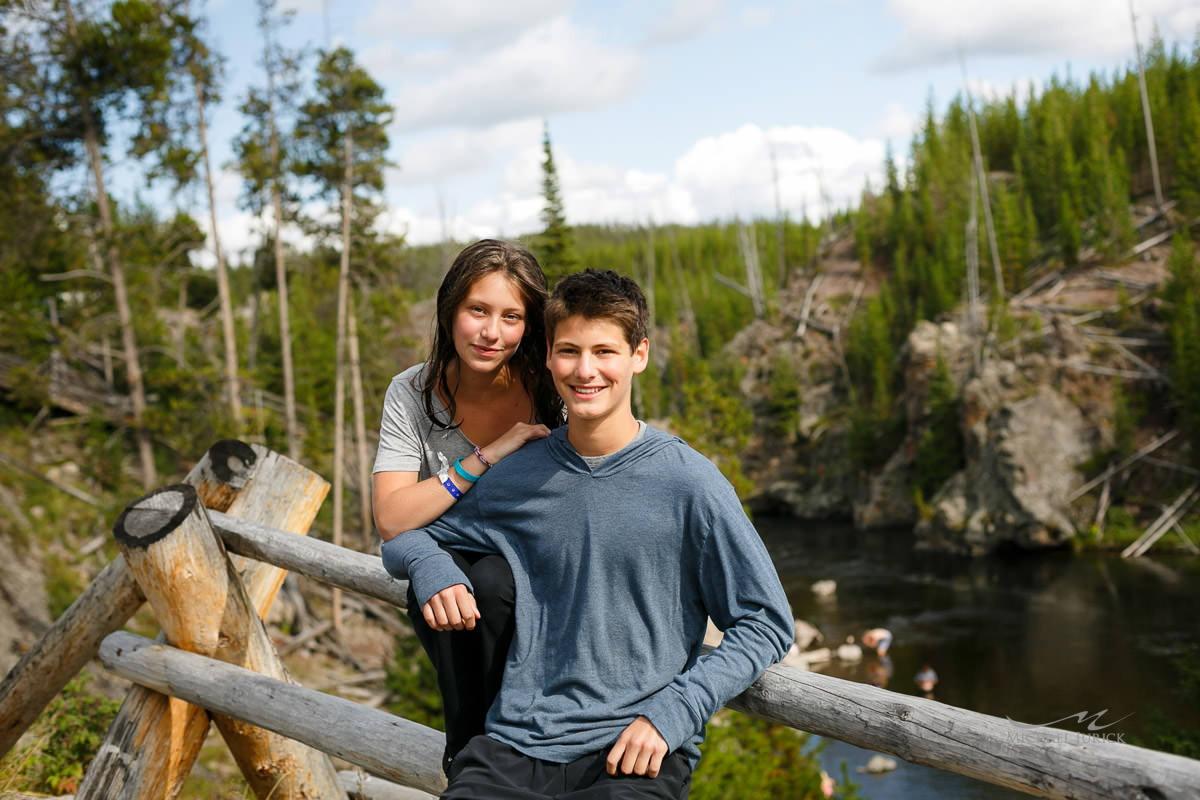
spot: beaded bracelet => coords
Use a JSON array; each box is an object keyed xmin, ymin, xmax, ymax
[
  {"xmin": 454, "ymin": 457, "xmax": 481, "ymax": 483},
  {"xmin": 473, "ymin": 445, "xmax": 491, "ymax": 468},
  {"xmin": 438, "ymin": 468, "xmax": 463, "ymax": 500}
]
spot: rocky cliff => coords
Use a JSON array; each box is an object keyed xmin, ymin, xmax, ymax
[{"xmin": 735, "ymin": 233, "xmax": 1175, "ymax": 555}]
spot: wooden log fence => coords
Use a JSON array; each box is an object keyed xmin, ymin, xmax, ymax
[
  {"xmin": 3, "ymin": 439, "xmax": 1200, "ymax": 800},
  {"xmin": 0, "ymin": 439, "xmax": 271, "ymax": 757},
  {"xmin": 76, "ymin": 440, "xmax": 335, "ymax": 799}
]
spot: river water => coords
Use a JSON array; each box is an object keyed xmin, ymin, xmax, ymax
[{"xmin": 755, "ymin": 517, "xmax": 1200, "ymax": 799}]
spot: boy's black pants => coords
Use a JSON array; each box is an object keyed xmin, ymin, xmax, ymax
[
  {"xmin": 444, "ymin": 734, "xmax": 693, "ymax": 799},
  {"xmin": 406, "ymin": 548, "xmax": 516, "ymax": 773}
]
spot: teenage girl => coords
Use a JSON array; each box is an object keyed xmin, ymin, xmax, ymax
[{"xmin": 373, "ymin": 239, "xmax": 563, "ymax": 772}]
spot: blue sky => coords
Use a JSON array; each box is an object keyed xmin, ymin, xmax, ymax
[{"xmin": 192, "ymin": 0, "xmax": 1200, "ymax": 260}]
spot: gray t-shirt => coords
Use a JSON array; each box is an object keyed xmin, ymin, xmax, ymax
[
  {"xmin": 373, "ymin": 363, "xmax": 475, "ymax": 480},
  {"xmin": 579, "ymin": 421, "xmax": 647, "ymax": 469}
]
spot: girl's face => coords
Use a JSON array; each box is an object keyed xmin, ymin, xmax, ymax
[{"xmin": 452, "ymin": 271, "xmax": 528, "ymax": 376}]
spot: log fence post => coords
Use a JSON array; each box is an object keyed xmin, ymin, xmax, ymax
[
  {"xmin": 0, "ymin": 440, "xmax": 263, "ymax": 759},
  {"xmin": 78, "ymin": 441, "xmax": 338, "ymax": 799},
  {"xmin": 92, "ymin": 484, "xmax": 344, "ymax": 798}
]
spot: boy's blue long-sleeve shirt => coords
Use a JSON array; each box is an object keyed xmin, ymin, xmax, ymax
[{"xmin": 381, "ymin": 425, "xmax": 793, "ymax": 767}]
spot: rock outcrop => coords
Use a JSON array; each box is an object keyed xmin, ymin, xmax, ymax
[{"xmin": 916, "ymin": 370, "xmax": 1092, "ymax": 554}]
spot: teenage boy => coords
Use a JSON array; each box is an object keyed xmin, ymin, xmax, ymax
[{"xmin": 381, "ymin": 269, "xmax": 793, "ymax": 799}]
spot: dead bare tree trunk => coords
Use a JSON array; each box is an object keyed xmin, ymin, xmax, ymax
[
  {"xmin": 81, "ymin": 108, "xmax": 155, "ymax": 489},
  {"xmin": 348, "ymin": 296, "xmax": 372, "ymax": 547},
  {"xmin": 1129, "ymin": 0, "xmax": 1165, "ymax": 213},
  {"xmin": 332, "ymin": 128, "xmax": 354, "ymax": 633},
  {"xmin": 259, "ymin": 0, "xmax": 300, "ymax": 461},
  {"xmin": 962, "ymin": 56, "xmax": 1005, "ymax": 301},
  {"xmin": 195, "ymin": 67, "xmax": 242, "ymax": 430}
]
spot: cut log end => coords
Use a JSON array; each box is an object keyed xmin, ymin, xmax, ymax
[
  {"xmin": 207, "ymin": 439, "xmax": 257, "ymax": 487},
  {"xmin": 112, "ymin": 484, "xmax": 199, "ymax": 549}
]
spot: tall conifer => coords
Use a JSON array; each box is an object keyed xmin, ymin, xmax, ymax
[{"xmin": 537, "ymin": 121, "xmax": 578, "ymax": 283}]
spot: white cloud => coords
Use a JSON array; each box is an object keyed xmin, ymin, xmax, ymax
[
  {"xmin": 645, "ymin": 0, "xmax": 727, "ymax": 45},
  {"xmin": 874, "ymin": 0, "xmax": 1200, "ymax": 71},
  {"xmin": 388, "ymin": 17, "xmax": 643, "ymax": 130},
  {"xmin": 392, "ymin": 119, "xmax": 544, "ymax": 184},
  {"xmin": 388, "ymin": 122, "xmax": 886, "ymax": 245},
  {"xmin": 674, "ymin": 124, "xmax": 885, "ymax": 222}
]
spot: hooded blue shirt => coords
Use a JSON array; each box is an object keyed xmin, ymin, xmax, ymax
[{"xmin": 381, "ymin": 425, "xmax": 793, "ymax": 767}]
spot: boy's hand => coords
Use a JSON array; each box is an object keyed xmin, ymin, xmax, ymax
[
  {"xmin": 423, "ymin": 584, "xmax": 479, "ymax": 631},
  {"xmin": 606, "ymin": 716, "xmax": 668, "ymax": 778}
]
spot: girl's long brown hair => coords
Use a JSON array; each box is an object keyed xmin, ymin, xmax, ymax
[{"xmin": 422, "ymin": 239, "xmax": 563, "ymax": 430}]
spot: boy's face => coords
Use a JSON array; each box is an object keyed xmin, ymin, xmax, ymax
[{"xmin": 547, "ymin": 315, "xmax": 648, "ymax": 425}]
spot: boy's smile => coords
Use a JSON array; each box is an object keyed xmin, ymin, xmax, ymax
[{"xmin": 547, "ymin": 315, "xmax": 648, "ymax": 450}]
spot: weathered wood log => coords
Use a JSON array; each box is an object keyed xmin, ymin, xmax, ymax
[
  {"xmin": 98, "ymin": 484, "xmax": 343, "ymax": 799},
  {"xmin": 729, "ymin": 659, "xmax": 1200, "ymax": 800},
  {"xmin": 78, "ymin": 441, "xmax": 332, "ymax": 800},
  {"xmin": 338, "ymin": 770, "xmax": 436, "ymax": 800},
  {"xmin": 100, "ymin": 631, "xmax": 446, "ymax": 796},
  {"xmin": 0, "ymin": 440, "xmax": 264, "ymax": 758},
  {"xmin": 208, "ymin": 510, "xmax": 409, "ymax": 608},
  {"xmin": 1122, "ymin": 482, "xmax": 1200, "ymax": 559}
]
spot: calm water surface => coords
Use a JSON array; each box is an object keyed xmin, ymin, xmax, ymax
[{"xmin": 755, "ymin": 517, "xmax": 1200, "ymax": 800}]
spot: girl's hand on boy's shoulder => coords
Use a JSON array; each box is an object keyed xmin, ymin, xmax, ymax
[{"xmin": 483, "ymin": 422, "xmax": 550, "ymax": 464}]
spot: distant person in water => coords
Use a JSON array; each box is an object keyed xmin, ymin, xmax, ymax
[
  {"xmin": 914, "ymin": 664, "xmax": 939, "ymax": 698},
  {"xmin": 861, "ymin": 627, "xmax": 892, "ymax": 657}
]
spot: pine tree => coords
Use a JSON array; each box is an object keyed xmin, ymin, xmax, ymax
[
  {"xmin": 1175, "ymin": 83, "xmax": 1200, "ymax": 216},
  {"xmin": 537, "ymin": 121, "xmax": 578, "ymax": 283},
  {"xmin": 295, "ymin": 46, "xmax": 391, "ymax": 587},
  {"xmin": 1165, "ymin": 234, "xmax": 1200, "ymax": 464}
]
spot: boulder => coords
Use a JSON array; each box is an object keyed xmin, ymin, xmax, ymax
[{"xmin": 916, "ymin": 363, "xmax": 1091, "ymax": 554}]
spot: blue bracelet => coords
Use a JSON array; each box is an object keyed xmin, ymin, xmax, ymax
[
  {"xmin": 439, "ymin": 469, "xmax": 463, "ymax": 499},
  {"xmin": 454, "ymin": 457, "xmax": 481, "ymax": 483}
]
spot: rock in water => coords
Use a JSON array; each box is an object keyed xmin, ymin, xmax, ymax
[{"xmin": 859, "ymin": 755, "xmax": 898, "ymax": 774}]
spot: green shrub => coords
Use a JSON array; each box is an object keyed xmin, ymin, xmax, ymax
[
  {"xmin": 0, "ymin": 674, "xmax": 121, "ymax": 795},
  {"xmin": 765, "ymin": 353, "xmax": 803, "ymax": 440},
  {"xmin": 913, "ymin": 354, "xmax": 964, "ymax": 499},
  {"xmin": 691, "ymin": 709, "xmax": 861, "ymax": 799}
]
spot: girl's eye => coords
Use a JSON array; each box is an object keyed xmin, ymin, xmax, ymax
[{"xmin": 504, "ymin": 314, "xmax": 523, "ymax": 322}]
